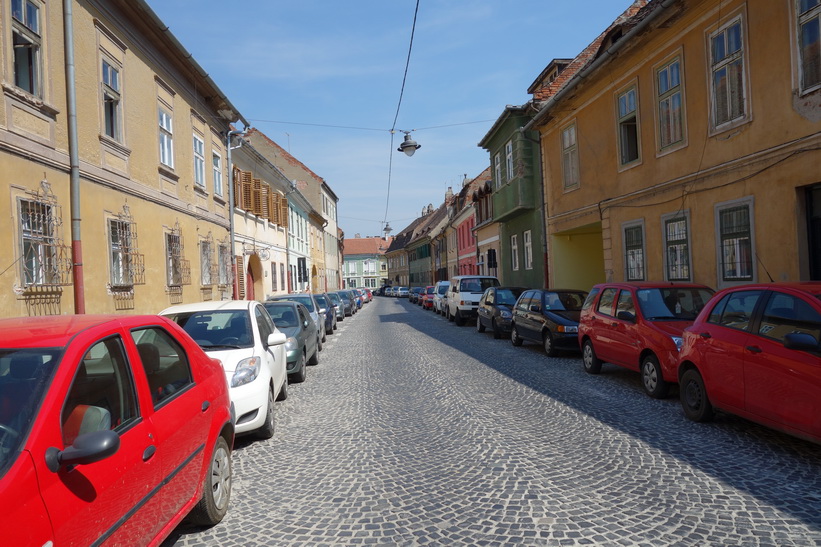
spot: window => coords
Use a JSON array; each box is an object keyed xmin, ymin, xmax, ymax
[
  {"xmin": 523, "ymin": 230, "xmax": 533, "ymax": 270},
  {"xmin": 200, "ymin": 238, "xmax": 213, "ymax": 286},
  {"xmin": 758, "ymin": 291, "xmax": 821, "ymax": 342},
  {"xmin": 664, "ymin": 215, "xmax": 690, "ymax": 281},
  {"xmin": 624, "ymin": 223, "xmax": 645, "ymax": 281},
  {"xmin": 505, "ymin": 140, "xmax": 514, "ymax": 181},
  {"xmin": 109, "ymin": 219, "xmax": 133, "ymax": 287},
  {"xmin": 511, "ymin": 234, "xmax": 519, "ymax": 271},
  {"xmin": 494, "ymin": 153, "xmax": 502, "ymax": 189},
  {"xmin": 165, "ymin": 231, "xmax": 190, "ymax": 287},
  {"xmin": 131, "ymin": 327, "xmax": 193, "ymax": 407},
  {"xmin": 193, "ymin": 135, "xmax": 205, "ymax": 188},
  {"xmin": 707, "ymin": 290, "xmax": 761, "ymax": 331},
  {"xmin": 617, "ymin": 87, "xmax": 640, "ymax": 166},
  {"xmin": 20, "ymin": 198, "xmax": 58, "ymax": 286},
  {"xmin": 271, "ymin": 262, "xmax": 278, "ymax": 291},
  {"xmin": 159, "ymin": 108, "xmax": 174, "ymax": 168},
  {"xmin": 11, "ymin": 0, "xmax": 42, "ymax": 97},
  {"xmin": 717, "ymin": 202, "xmax": 754, "ymax": 282},
  {"xmin": 218, "ymin": 243, "xmax": 231, "ymax": 286},
  {"xmin": 710, "ymin": 17, "xmax": 747, "ymax": 129},
  {"xmin": 657, "ymin": 58, "xmax": 684, "ymax": 150},
  {"xmin": 212, "ymin": 152, "xmax": 223, "ymax": 197},
  {"xmin": 101, "ymin": 59, "xmax": 122, "ymax": 141},
  {"xmin": 597, "ymin": 288, "xmax": 618, "ymax": 317},
  {"xmin": 280, "ymin": 263, "xmax": 286, "ymax": 292},
  {"xmin": 799, "ymin": 0, "xmax": 821, "ymax": 91},
  {"xmin": 561, "ymin": 123, "xmax": 580, "ymax": 189}
]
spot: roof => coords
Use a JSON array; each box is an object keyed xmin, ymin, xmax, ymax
[
  {"xmin": 344, "ymin": 237, "xmax": 392, "ymax": 256},
  {"xmin": 0, "ymin": 315, "xmax": 172, "ymax": 348},
  {"xmin": 386, "ymin": 215, "xmax": 429, "ymax": 253}
]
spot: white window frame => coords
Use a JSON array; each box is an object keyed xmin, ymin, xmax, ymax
[
  {"xmin": 505, "ymin": 140, "xmax": 514, "ymax": 182},
  {"xmin": 166, "ymin": 232, "xmax": 183, "ymax": 287},
  {"xmin": 108, "ymin": 218, "xmax": 133, "ymax": 288},
  {"xmin": 708, "ymin": 14, "xmax": 750, "ymax": 133},
  {"xmin": 159, "ymin": 107, "xmax": 174, "ymax": 168},
  {"xmin": 193, "ymin": 134, "xmax": 205, "ymax": 188},
  {"xmin": 101, "ymin": 58, "xmax": 122, "ymax": 142},
  {"xmin": 494, "ymin": 152, "xmax": 502, "ymax": 189},
  {"xmin": 714, "ymin": 196, "xmax": 756, "ymax": 288},
  {"xmin": 797, "ymin": 0, "xmax": 821, "ymax": 94},
  {"xmin": 200, "ymin": 238, "xmax": 213, "ymax": 286},
  {"xmin": 510, "ymin": 234, "xmax": 519, "ymax": 271},
  {"xmin": 212, "ymin": 151, "xmax": 223, "ymax": 197},
  {"xmin": 622, "ymin": 220, "xmax": 646, "ymax": 281},
  {"xmin": 11, "ymin": 0, "xmax": 42, "ymax": 98},
  {"xmin": 523, "ymin": 230, "xmax": 533, "ymax": 270},
  {"xmin": 616, "ymin": 85, "xmax": 641, "ymax": 168},
  {"xmin": 560, "ymin": 122, "xmax": 580, "ymax": 190},
  {"xmin": 19, "ymin": 198, "xmax": 58, "ymax": 286},
  {"xmin": 661, "ymin": 211, "xmax": 692, "ymax": 282},
  {"xmin": 655, "ymin": 56, "xmax": 686, "ymax": 153}
]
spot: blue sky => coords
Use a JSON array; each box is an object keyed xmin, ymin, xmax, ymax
[{"xmin": 149, "ymin": 1, "xmax": 635, "ymax": 238}]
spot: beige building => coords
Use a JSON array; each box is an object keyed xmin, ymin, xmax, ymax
[
  {"xmin": 528, "ymin": 0, "xmax": 821, "ymax": 291},
  {"xmin": 0, "ymin": 0, "xmax": 244, "ymax": 317}
]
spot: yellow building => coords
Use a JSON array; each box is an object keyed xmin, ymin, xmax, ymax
[
  {"xmin": 528, "ymin": 0, "xmax": 821, "ymax": 291},
  {"xmin": 0, "ymin": 0, "xmax": 244, "ymax": 317}
]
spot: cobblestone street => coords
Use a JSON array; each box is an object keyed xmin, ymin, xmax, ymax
[{"xmin": 165, "ymin": 296, "xmax": 821, "ymax": 546}]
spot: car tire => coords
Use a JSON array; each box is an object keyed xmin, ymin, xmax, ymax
[
  {"xmin": 308, "ymin": 346, "xmax": 319, "ymax": 365},
  {"xmin": 680, "ymin": 368, "xmax": 714, "ymax": 422},
  {"xmin": 492, "ymin": 318, "xmax": 502, "ymax": 339},
  {"xmin": 257, "ymin": 388, "xmax": 276, "ymax": 440},
  {"xmin": 322, "ymin": 328, "xmax": 327, "ymax": 343},
  {"xmin": 542, "ymin": 331, "xmax": 557, "ymax": 357},
  {"xmin": 290, "ymin": 353, "xmax": 307, "ymax": 383},
  {"xmin": 447, "ymin": 308, "xmax": 454, "ymax": 322},
  {"xmin": 641, "ymin": 354, "xmax": 669, "ymax": 399},
  {"xmin": 476, "ymin": 316, "xmax": 486, "ymax": 333},
  {"xmin": 511, "ymin": 325, "xmax": 523, "ymax": 346},
  {"xmin": 187, "ymin": 436, "xmax": 231, "ymax": 526},
  {"xmin": 582, "ymin": 340, "xmax": 602, "ymax": 374},
  {"xmin": 455, "ymin": 310, "xmax": 465, "ymax": 326},
  {"xmin": 317, "ymin": 334, "xmax": 323, "ymax": 352},
  {"xmin": 275, "ymin": 377, "xmax": 288, "ymax": 401}
]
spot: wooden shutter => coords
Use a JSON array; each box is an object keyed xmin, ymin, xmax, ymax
[
  {"xmin": 270, "ymin": 192, "xmax": 280, "ymax": 225},
  {"xmin": 240, "ymin": 170, "xmax": 253, "ymax": 211},
  {"xmin": 252, "ymin": 178, "xmax": 263, "ymax": 216},
  {"xmin": 232, "ymin": 167, "xmax": 242, "ymax": 208},
  {"xmin": 236, "ymin": 254, "xmax": 245, "ymax": 299},
  {"xmin": 279, "ymin": 197, "xmax": 289, "ymax": 229},
  {"xmin": 260, "ymin": 183, "xmax": 270, "ymax": 221}
]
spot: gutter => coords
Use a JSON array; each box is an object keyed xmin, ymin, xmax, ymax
[{"xmin": 523, "ymin": 0, "xmax": 676, "ymax": 132}]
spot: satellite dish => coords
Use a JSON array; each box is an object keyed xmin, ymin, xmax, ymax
[{"xmin": 257, "ymin": 249, "xmax": 270, "ymax": 261}]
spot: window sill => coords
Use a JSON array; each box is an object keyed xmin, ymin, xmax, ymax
[
  {"xmin": 99, "ymin": 134, "xmax": 132, "ymax": 157},
  {"xmin": 158, "ymin": 165, "xmax": 179, "ymax": 181},
  {"xmin": 2, "ymin": 83, "xmax": 60, "ymax": 117},
  {"xmin": 194, "ymin": 184, "xmax": 208, "ymax": 196}
]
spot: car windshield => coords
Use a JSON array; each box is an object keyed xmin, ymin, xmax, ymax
[
  {"xmin": 314, "ymin": 295, "xmax": 329, "ymax": 309},
  {"xmin": 544, "ymin": 291, "xmax": 587, "ymax": 311},
  {"xmin": 264, "ymin": 304, "xmax": 299, "ymax": 328},
  {"xmin": 437, "ymin": 285, "xmax": 449, "ymax": 295},
  {"xmin": 636, "ymin": 288, "xmax": 715, "ymax": 320},
  {"xmin": 459, "ymin": 278, "xmax": 499, "ymax": 293},
  {"xmin": 337, "ymin": 292, "xmax": 351, "ymax": 303},
  {"xmin": 278, "ymin": 295, "xmax": 315, "ymax": 312},
  {"xmin": 0, "ymin": 348, "xmax": 61, "ymax": 474},
  {"xmin": 327, "ymin": 293, "xmax": 341, "ymax": 305},
  {"xmin": 496, "ymin": 288, "xmax": 524, "ymax": 305},
  {"xmin": 426, "ymin": 287, "xmax": 435, "ymax": 294},
  {"xmin": 166, "ymin": 310, "xmax": 253, "ymax": 349}
]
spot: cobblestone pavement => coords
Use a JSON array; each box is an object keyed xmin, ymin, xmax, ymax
[{"xmin": 164, "ymin": 296, "xmax": 821, "ymax": 546}]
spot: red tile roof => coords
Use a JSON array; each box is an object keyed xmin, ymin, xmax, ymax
[{"xmin": 344, "ymin": 237, "xmax": 392, "ymax": 256}]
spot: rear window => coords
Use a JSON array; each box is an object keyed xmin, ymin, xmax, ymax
[{"xmin": 459, "ymin": 278, "xmax": 499, "ymax": 293}]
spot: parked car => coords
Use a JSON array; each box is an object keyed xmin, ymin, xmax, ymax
[
  {"xmin": 327, "ymin": 291, "xmax": 346, "ymax": 321},
  {"xmin": 421, "ymin": 286, "xmax": 436, "ymax": 309},
  {"xmin": 0, "ymin": 315, "xmax": 234, "ymax": 546},
  {"xmin": 409, "ymin": 287, "xmax": 423, "ymax": 304},
  {"xmin": 397, "ymin": 286, "xmax": 410, "ymax": 298},
  {"xmin": 677, "ymin": 282, "xmax": 821, "ymax": 443},
  {"xmin": 578, "ymin": 282, "xmax": 714, "ymax": 398},
  {"xmin": 361, "ymin": 288, "xmax": 373, "ymax": 302},
  {"xmin": 161, "ymin": 300, "xmax": 288, "ymax": 438},
  {"xmin": 347, "ymin": 289, "xmax": 363, "ymax": 309},
  {"xmin": 446, "ymin": 276, "xmax": 501, "ymax": 325},
  {"xmin": 510, "ymin": 289, "xmax": 588, "ymax": 356},
  {"xmin": 333, "ymin": 290, "xmax": 355, "ymax": 316},
  {"xmin": 433, "ymin": 280, "xmax": 451, "ymax": 314},
  {"xmin": 268, "ymin": 293, "xmax": 325, "ymax": 348},
  {"xmin": 262, "ymin": 300, "xmax": 319, "ymax": 383},
  {"xmin": 313, "ymin": 293, "xmax": 338, "ymax": 334},
  {"xmin": 476, "ymin": 286, "xmax": 526, "ymax": 339}
]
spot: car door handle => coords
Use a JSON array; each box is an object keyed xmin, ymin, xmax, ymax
[
  {"xmin": 143, "ymin": 445, "xmax": 156, "ymax": 462},
  {"xmin": 201, "ymin": 401, "xmax": 211, "ymax": 412},
  {"xmin": 699, "ymin": 332, "xmax": 712, "ymax": 339},
  {"xmin": 611, "ymin": 322, "xmax": 619, "ymax": 327},
  {"xmin": 746, "ymin": 345, "xmax": 762, "ymax": 354}
]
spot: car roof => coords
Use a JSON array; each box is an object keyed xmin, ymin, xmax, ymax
[
  {"xmin": 0, "ymin": 314, "xmax": 173, "ymax": 348},
  {"xmin": 717, "ymin": 282, "xmax": 821, "ymax": 296},
  {"xmin": 592, "ymin": 281, "xmax": 712, "ymax": 290},
  {"xmin": 263, "ymin": 300, "xmax": 299, "ymax": 309},
  {"xmin": 160, "ymin": 300, "xmax": 255, "ymax": 314}
]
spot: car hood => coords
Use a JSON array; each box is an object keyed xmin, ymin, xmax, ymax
[
  {"xmin": 546, "ymin": 310, "xmax": 581, "ymax": 324},
  {"xmin": 277, "ymin": 325, "xmax": 301, "ymax": 339},
  {"xmin": 648, "ymin": 320, "xmax": 693, "ymax": 336},
  {"xmin": 201, "ymin": 347, "xmax": 255, "ymax": 373}
]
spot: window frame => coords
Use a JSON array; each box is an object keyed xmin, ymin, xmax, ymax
[
  {"xmin": 108, "ymin": 218, "xmax": 133, "ymax": 288},
  {"xmin": 166, "ymin": 232, "xmax": 183, "ymax": 287},
  {"xmin": 655, "ymin": 55, "xmax": 687, "ymax": 154},
  {"xmin": 622, "ymin": 220, "xmax": 646, "ymax": 281},
  {"xmin": 505, "ymin": 140, "xmax": 514, "ymax": 182},
  {"xmin": 661, "ymin": 211, "xmax": 692, "ymax": 282},
  {"xmin": 715, "ymin": 196, "xmax": 756, "ymax": 287},
  {"xmin": 616, "ymin": 84, "xmax": 641, "ymax": 168},
  {"xmin": 797, "ymin": 0, "xmax": 821, "ymax": 94},
  {"xmin": 510, "ymin": 234, "xmax": 519, "ymax": 271},
  {"xmin": 560, "ymin": 122, "xmax": 580, "ymax": 190},
  {"xmin": 11, "ymin": 0, "xmax": 43, "ymax": 98},
  {"xmin": 19, "ymin": 197, "xmax": 58, "ymax": 286},
  {"xmin": 158, "ymin": 107, "xmax": 174, "ymax": 168},
  {"xmin": 193, "ymin": 134, "xmax": 205, "ymax": 189},
  {"xmin": 494, "ymin": 152, "xmax": 502, "ymax": 189},
  {"xmin": 100, "ymin": 57, "xmax": 123, "ymax": 142},
  {"xmin": 523, "ymin": 230, "xmax": 533, "ymax": 270},
  {"xmin": 707, "ymin": 14, "xmax": 750, "ymax": 134}
]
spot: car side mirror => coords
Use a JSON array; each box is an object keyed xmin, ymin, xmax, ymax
[
  {"xmin": 267, "ymin": 331, "xmax": 287, "ymax": 347},
  {"xmin": 45, "ymin": 430, "xmax": 120, "ymax": 472},
  {"xmin": 319, "ymin": 307, "xmax": 327, "ymax": 314},
  {"xmin": 783, "ymin": 332, "xmax": 820, "ymax": 352},
  {"xmin": 617, "ymin": 311, "xmax": 636, "ymax": 322}
]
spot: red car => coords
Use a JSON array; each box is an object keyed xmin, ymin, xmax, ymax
[
  {"xmin": 0, "ymin": 315, "xmax": 234, "ymax": 546},
  {"xmin": 421, "ymin": 286, "xmax": 436, "ymax": 309},
  {"xmin": 678, "ymin": 282, "xmax": 821, "ymax": 444},
  {"xmin": 578, "ymin": 282, "xmax": 714, "ymax": 398}
]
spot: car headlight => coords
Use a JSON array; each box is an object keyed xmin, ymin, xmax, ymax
[
  {"xmin": 231, "ymin": 356, "xmax": 261, "ymax": 387},
  {"xmin": 557, "ymin": 325, "xmax": 578, "ymax": 333},
  {"xmin": 499, "ymin": 310, "xmax": 512, "ymax": 319},
  {"xmin": 671, "ymin": 336, "xmax": 684, "ymax": 352},
  {"xmin": 284, "ymin": 336, "xmax": 298, "ymax": 352}
]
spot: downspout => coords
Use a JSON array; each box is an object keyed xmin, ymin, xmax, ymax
[
  {"xmin": 226, "ymin": 129, "xmax": 247, "ymax": 299},
  {"xmin": 63, "ymin": 0, "xmax": 84, "ymax": 313}
]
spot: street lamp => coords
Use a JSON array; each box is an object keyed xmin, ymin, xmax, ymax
[{"xmin": 397, "ymin": 132, "xmax": 421, "ymax": 157}]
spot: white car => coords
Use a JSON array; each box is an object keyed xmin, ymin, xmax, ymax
[
  {"xmin": 432, "ymin": 280, "xmax": 450, "ymax": 314},
  {"xmin": 160, "ymin": 300, "xmax": 288, "ymax": 439}
]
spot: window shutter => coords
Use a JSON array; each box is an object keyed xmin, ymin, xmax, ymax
[
  {"xmin": 240, "ymin": 170, "xmax": 253, "ymax": 210},
  {"xmin": 279, "ymin": 197, "xmax": 289, "ymax": 229},
  {"xmin": 232, "ymin": 167, "xmax": 242, "ymax": 208},
  {"xmin": 270, "ymin": 191, "xmax": 280, "ymax": 225},
  {"xmin": 236, "ymin": 254, "xmax": 245, "ymax": 299},
  {"xmin": 252, "ymin": 178, "xmax": 263, "ymax": 216},
  {"xmin": 260, "ymin": 183, "xmax": 271, "ymax": 221}
]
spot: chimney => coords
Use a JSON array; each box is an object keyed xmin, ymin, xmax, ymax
[{"xmin": 355, "ymin": 233, "xmax": 361, "ymax": 238}]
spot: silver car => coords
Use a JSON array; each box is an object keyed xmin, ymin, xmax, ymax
[{"xmin": 267, "ymin": 293, "xmax": 326, "ymax": 350}]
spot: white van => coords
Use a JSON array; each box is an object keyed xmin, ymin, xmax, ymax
[
  {"xmin": 432, "ymin": 280, "xmax": 450, "ymax": 314},
  {"xmin": 446, "ymin": 275, "xmax": 500, "ymax": 325}
]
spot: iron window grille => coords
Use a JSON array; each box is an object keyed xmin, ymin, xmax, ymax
[{"xmin": 18, "ymin": 184, "xmax": 72, "ymax": 287}]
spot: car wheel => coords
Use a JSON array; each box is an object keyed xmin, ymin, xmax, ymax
[
  {"xmin": 275, "ymin": 377, "xmax": 288, "ymax": 401},
  {"xmin": 257, "ymin": 388, "xmax": 276, "ymax": 439},
  {"xmin": 680, "ymin": 368, "xmax": 714, "ymax": 422},
  {"xmin": 321, "ymin": 328, "xmax": 327, "ymax": 343},
  {"xmin": 308, "ymin": 346, "xmax": 319, "ymax": 365},
  {"xmin": 447, "ymin": 308, "xmax": 454, "ymax": 322},
  {"xmin": 641, "ymin": 354, "xmax": 670, "ymax": 399},
  {"xmin": 317, "ymin": 334, "xmax": 323, "ymax": 352},
  {"xmin": 492, "ymin": 318, "xmax": 502, "ymax": 339},
  {"xmin": 290, "ymin": 352, "xmax": 307, "ymax": 383},
  {"xmin": 187, "ymin": 436, "xmax": 231, "ymax": 526},
  {"xmin": 542, "ymin": 331, "xmax": 557, "ymax": 357},
  {"xmin": 511, "ymin": 325, "xmax": 523, "ymax": 346},
  {"xmin": 582, "ymin": 340, "xmax": 602, "ymax": 374},
  {"xmin": 455, "ymin": 310, "xmax": 465, "ymax": 326},
  {"xmin": 476, "ymin": 315, "xmax": 486, "ymax": 333}
]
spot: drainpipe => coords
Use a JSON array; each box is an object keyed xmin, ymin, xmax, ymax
[
  {"xmin": 226, "ymin": 129, "xmax": 247, "ymax": 299},
  {"xmin": 63, "ymin": 0, "xmax": 84, "ymax": 313}
]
